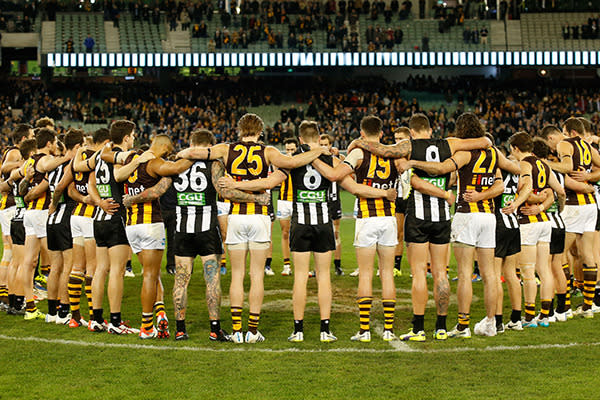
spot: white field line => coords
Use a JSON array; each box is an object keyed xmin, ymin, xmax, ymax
[
  {"xmin": 1, "ymin": 334, "xmax": 600, "ymax": 354},
  {"xmin": 372, "ymin": 321, "xmax": 417, "ymax": 352}
]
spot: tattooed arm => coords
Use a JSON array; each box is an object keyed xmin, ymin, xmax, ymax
[
  {"xmin": 211, "ymin": 160, "xmax": 270, "ymax": 205},
  {"xmin": 121, "ymin": 177, "xmax": 173, "ymax": 208},
  {"xmin": 347, "ymin": 138, "xmax": 412, "ymax": 159}
]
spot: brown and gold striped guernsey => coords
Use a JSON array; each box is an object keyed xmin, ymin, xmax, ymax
[
  {"xmin": 72, "ymin": 149, "xmax": 96, "ymax": 218},
  {"xmin": 456, "ymin": 148, "xmax": 498, "ymax": 214},
  {"xmin": 354, "ymin": 149, "xmax": 398, "ymax": 218},
  {"xmin": 225, "ymin": 141, "xmax": 269, "ymax": 216},
  {"xmin": 279, "ymin": 173, "xmax": 293, "ymax": 201},
  {"xmin": 25, "ymin": 153, "xmax": 52, "ymax": 210},
  {"xmin": 565, "ymin": 136, "xmax": 596, "ymax": 206},
  {"xmin": 124, "ymin": 154, "xmax": 163, "ymax": 225},
  {"xmin": 517, "ymin": 155, "xmax": 550, "ymax": 224},
  {"xmin": 0, "ymin": 146, "xmax": 19, "ymax": 210}
]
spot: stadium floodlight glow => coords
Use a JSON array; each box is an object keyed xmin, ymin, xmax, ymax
[
  {"xmin": 422, "ymin": 52, "xmax": 428, "ymax": 66},
  {"xmin": 85, "ymin": 53, "xmax": 92, "ymax": 66},
  {"xmin": 200, "ymin": 53, "xmax": 206, "ymax": 67},
  {"xmin": 413, "ymin": 52, "xmax": 420, "ymax": 66},
  {"xmin": 162, "ymin": 53, "xmax": 170, "ymax": 67},
  {"xmin": 506, "ymin": 51, "xmax": 513, "ymax": 65},
  {"xmin": 376, "ymin": 52, "xmax": 383, "ymax": 66},
  {"xmin": 100, "ymin": 53, "xmax": 107, "ymax": 67},
  {"xmin": 559, "ymin": 51, "xmax": 565, "ymax": 65},
  {"xmin": 208, "ymin": 53, "xmax": 215, "ymax": 67},
  {"xmin": 178, "ymin": 53, "xmax": 184, "ymax": 66},
  {"xmin": 489, "ymin": 51, "xmax": 496, "ymax": 65},
  {"xmin": 467, "ymin": 52, "xmax": 474, "ymax": 65},
  {"xmin": 146, "ymin": 53, "xmax": 153, "ymax": 67},
  {"xmin": 257, "ymin": 53, "xmax": 263, "ymax": 66},
  {"xmin": 551, "ymin": 51, "xmax": 558, "ymax": 65},
  {"xmin": 54, "ymin": 53, "xmax": 61, "ymax": 67},
  {"xmin": 322, "ymin": 52, "xmax": 329, "ymax": 66},
  {"xmin": 277, "ymin": 53, "xmax": 283, "ymax": 66},
  {"xmin": 47, "ymin": 54, "xmax": 54, "ymax": 67},
  {"xmin": 543, "ymin": 51, "xmax": 550, "ymax": 65},
  {"xmin": 407, "ymin": 52, "xmax": 413, "ymax": 66},
  {"xmin": 368, "ymin": 52, "xmax": 375, "ymax": 66},
  {"xmin": 482, "ymin": 52, "xmax": 488, "ymax": 65},
  {"xmin": 246, "ymin": 52, "xmax": 252, "ymax": 66},
  {"xmin": 534, "ymin": 51, "xmax": 541, "ymax": 65},
  {"xmin": 78, "ymin": 53, "xmax": 84, "ymax": 66},
  {"xmin": 582, "ymin": 51, "xmax": 589, "ymax": 65},
  {"xmin": 391, "ymin": 52, "xmax": 398, "ymax": 66},
  {"xmin": 566, "ymin": 51, "xmax": 574, "ymax": 65},
  {"xmin": 353, "ymin": 52, "xmax": 359, "ymax": 66},
  {"xmin": 108, "ymin": 53, "xmax": 115, "ymax": 67},
  {"xmin": 155, "ymin": 53, "xmax": 162, "ymax": 66},
  {"xmin": 513, "ymin": 52, "xmax": 519, "ymax": 65},
  {"xmin": 459, "ymin": 52, "xmax": 466, "ymax": 65},
  {"xmin": 292, "ymin": 53, "xmax": 299, "ymax": 66},
  {"xmin": 261, "ymin": 53, "xmax": 267, "ymax": 66},
  {"xmin": 452, "ymin": 52, "xmax": 458, "ymax": 65},
  {"xmin": 68, "ymin": 53, "xmax": 75, "ymax": 67},
  {"xmin": 474, "ymin": 52, "xmax": 481, "ymax": 65},
  {"xmin": 284, "ymin": 52, "xmax": 291, "ymax": 66},
  {"xmin": 574, "ymin": 51, "xmax": 581, "ymax": 65},
  {"xmin": 93, "ymin": 53, "xmax": 99, "ymax": 67},
  {"xmin": 360, "ymin": 52, "xmax": 367, "ymax": 66},
  {"xmin": 192, "ymin": 53, "xmax": 199, "ymax": 66},
  {"xmin": 436, "ymin": 52, "xmax": 442, "ymax": 66},
  {"xmin": 215, "ymin": 52, "xmax": 222, "ymax": 67},
  {"xmin": 382, "ymin": 52, "xmax": 390, "ymax": 66},
  {"xmin": 123, "ymin": 53, "xmax": 130, "ymax": 66},
  {"xmin": 591, "ymin": 51, "xmax": 597, "ymax": 65},
  {"xmin": 115, "ymin": 53, "xmax": 122, "ymax": 67},
  {"xmin": 184, "ymin": 53, "xmax": 191, "ymax": 66},
  {"xmin": 346, "ymin": 52, "xmax": 352, "ymax": 66},
  {"xmin": 398, "ymin": 52, "xmax": 405, "ymax": 66},
  {"xmin": 444, "ymin": 52, "xmax": 451, "ymax": 66},
  {"xmin": 524, "ymin": 52, "xmax": 531, "ymax": 65}
]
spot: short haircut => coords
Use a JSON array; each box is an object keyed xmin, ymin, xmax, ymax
[
  {"xmin": 93, "ymin": 128, "xmax": 110, "ymax": 144},
  {"xmin": 298, "ymin": 121, "xmax": 319, "ymax": 141},
  {"xmin": 508, "ymin": 131, "xmax": 533, "ymax": 153},
  {"xmin": 455, "ymin": 112, "xmax": 485, "ymax": 139},
  {"xmin": 408, "ymin": 114, "xmax": 430, "ymax": 132},
  {"xmin": 64, "ymin": 128, "xmax": 85, "ymax": 150},
  {"xmin": 35, "ymin": 128, "xmax": 56, "ymax": 149},
  {"xmin": 19, "ymin": 139, "xmax": 37, "ymax": 159},
  {"xmin": 563, "ymin": 117, "xmax": 584, "ymax": 136},
  {"xmin": 152, "ymin": 134, "xmax": 173, "ymax": 148},
  {"xmin": 360, "ymin": 115, "xmax": 383, "ymax": 137},
  {"xmin": 12, "ymin": 124, "xmax": 32, "ymax": 144},
  {"xmin": 319, "ymin": 134, "xmax": 334, "ymax": 145},
  {"xmin": 284, "ymin": 137, "xmax": 300, "ymax": 147},
  {"xmin": 532, "ymin": 137, "xmax": 550, "ymax": 159},
  {"xmin": 395, "ymin": 126, "xmax": 411, "ymax": 139},
  {"xmin": 56, "ymin": 140, "xmax": 66, "ymax": 154},
  {"xmin": 190, "ymin": 129, "xmax": 216, "ymax": 146},
  {"xmin": 237, "ymin": 113, "xmax": 264, "ymax": 138},
  {"xmin": 538, "ymin": 124, "xmax": 561, "ymax": 140},
  {"xmin": 35, "ymin": 117, "xmax": 55, "ymax": 129},
  {"xmin": 577, "ymin": 117, "xmax": 592, "ymax": 133},
  {"xmin": 110, "ymin": 120, "xmax": 136, "ymax": 145}
]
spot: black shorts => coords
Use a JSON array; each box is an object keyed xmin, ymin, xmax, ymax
[
  {"xmin": 550, "ymin": 227, "xmax": 565, "ymax": 255},
  {"xmin": 596, "ymin": 208, "xmax": 600, "ymax": 231},
  {"xmin": 268, "ymin": 200, "xmax": 275, "ymax": 222},
  {"xmin": 174, "ymin": 229, "xmax": 223, "ymax": 258},
  {"xmin": 10, "ymin": 220, "xmax": 25, "ymax": 246},
  {"xmin": 94, "ymin": 217, "xmax": 129, "ymax": 248},
  {"xmin": 494, "ymin": 224, "xmax": 520, "ymax": 258},
  {"xmin": 330, "ymin": 199, "xmax": 342, "ymax": 221},
  {"xmin": 404, "ymin": 212, "xmax": 450, "ymax": 244},
  {"xmin": 395, "ymin": 198, "xmax": 408, "ymax": 214},
  {"xmin": 47, "ymin": 219, "xmax": 73, "ymax": 251},
  {"xmin": 290, "ymin": 222, "xmax": 336, "ymax": 253}
]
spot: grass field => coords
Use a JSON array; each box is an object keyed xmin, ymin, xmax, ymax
[{"xmin": 2, "ymin": 190, "xmax": 600, "ymax": 399}]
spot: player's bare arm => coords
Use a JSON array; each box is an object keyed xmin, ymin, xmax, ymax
[
  {"xmin": 410, "ymin": 175, "xmax": 455, "ymax": 205},
  {"xmin": 501, "ymin": 161, "xmax": 532, "ymax": 214},
  {"xmin": 23, "ymin": 179, "xmax": 49, "ymax": 204},
  {"xmin": 87, "ymin": 172, "xmax": 118, "ymax": 215},
  {"xmin": 212, "ymin": 160, "xmax": 270, "ymax": 205},
  {"xmin": 497, "ymin": 149, "xmax": 521, "ymax": 175},
  {"xmin": 73, "ymin": 146, "xmax": 99, "ymax": 172},
  {"xmin": 346, "ymin": 138, "xmax": 411, "ymax": 159},
  {"xmin": 447, "ymin": 136, "xmax": 492, "ymax": 154},
  {"xmin": 37, "ymin": 153, "xmax": 70, "ymax": 173},
  {"xmin": 176, "ymin": 143, "xmax": 229, "ymax": 161},
  {"xmin": 122, "ymin": 176, "xmax": 173, "ymax": 208},
  {"xmin": 311, "ymin": 151, "xmax": 359, "ymax": 182},
  {"xmin": 0, "ymin": 148, "xmax": 22, "ymax": 174},
  {"xmin": 564, "ymin": 174, "xmax": 595, "ymax": 193},
  {"xmin": 266, "ymin": 145, "xmax": 329, "ymax": 170},
  {"xmin": 219, "ymin": 169, "xmax": 288, "ymax": 191},
  {"xmin": 410, "ymin": 150, "xmax": 471, "ymax": 176},
  {"xmin": 114, "ymin": 150, "xmax": 156, "ymax": 182},
  {"xmin": 339, "ymin": 175, "xmax": 397, "ymax": 200},
  {"xmin": 545, "ymin": 140, "xmax": 574, "ymax": 174}
]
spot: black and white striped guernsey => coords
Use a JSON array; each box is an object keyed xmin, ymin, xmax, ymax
[
  {"xmin": 173, "ymin": 160, "xmax": 217, "ymax": 233},
  {"xmin": 548, "ymin": 170, "xmax": 565, "ymax": 230},
  {"xmin": 11, "ymin": 180, "xmax": 25, "ymax": 222},
  {"xmin": 94, "ymin": 150, "xmax": 125, "ymax": 222},
  {"xmin": 290, "ymin": 145, "xmax": 333, "ymax": 225},
  {"xmin": 494, "ymin": 170, "xmax": 519, "ymax": 229},
  {"xmin": 407, "ymin": 138, "xmax": 452, "ymax": 222},
  {"xmin": 47, "ymin": 161, "xmax": 75, "ymax": 225}
]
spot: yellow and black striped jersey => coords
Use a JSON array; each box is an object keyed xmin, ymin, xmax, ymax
[
  {"xmin": 0, "ymin": 146, "xmax": 19, "ymax": 210},
  {"xmin": 354, "ymin": 149, "xmax": 398, "ymax": 219},
  {"xmin": 518, "ymin": 155, "xmax": 549, "ymax": 224},
  {"xmin": 225, "ymin": 141, "xmax": 269, "ymax": 216},
  {"xmin": 565, "ymin": 136, "xmax": 596, "ymax": 206},
  {"xmin": 25, "ymin": 153, "xmax": 52, "ymax": 210},
  {"xmin": 124, "ymin": 154, "xmax": 163, "ymax": 225},
  {"xmin": 279, "ymin": 173, "xmax": 293, "ymax": 201},
  {"xmin": 72, "ymin": 150, "xmax": 96, "ymax": 218},
  {"xmin": 456, "ymin": 148, "xmax": 498, "ymax": 214}
]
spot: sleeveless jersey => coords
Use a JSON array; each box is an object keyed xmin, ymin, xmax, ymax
[
  {"xmin": 407, "ymin": 138, "xmax": 452, "ymax": 222},
  {"xmin": 565, "ymin": 136, "xmax": 595, "ymax": 206},
  {"xmin": 124, "ymin": 154, "xmax": 163, "ymax": 225},
  {"xmin": 354, "ymin": 148, "xmax": 398, "ymax": 219},
  {"xmin": 495, "ymin": 170, "xmax": 519, "ymax": 229},
  {"xmin": 456, "ymin": 148, "xmax": 498, "ymax": 214},
  {"xmin": 25, "ymin": 153, "xmax": 52, "ymax": 210},
  {"xmin": 173, "ymin": 160, "xmax": 217, "ymax": 233},
  {"xmin": 290, "ymin": 145, "xmax": 333, "ymax": 225},
  {"xmin": 47, "ymin": 160, "xmax": 75, "ymax": 225},
  {"xmin": 72, "ymin": 150, "xmax": 96, "ymax": 218},
  {"xmin": 11, "ymin": 179, "xmax": 26, "ymax": 221},
  {"xmin": 517, "ymin": 155, "xmax": 550, "ymax": 224},
  {"xmin": 279, "ymin": 172, "xmax": 293, "ymax": 201},
  {"xmin": 0, "ymin": 146, "xmax": 19, "ymax": 210},
  {"xmin": 94, "ymin": 149, "xmax": 126, "ymax": 222},
  {"xmin": 547, "ymin": 170, "xmax": 565, "ymax": 230},
  {"xmin": 225, "ymin": 141, "xmax": 269, "ymax": 216}
]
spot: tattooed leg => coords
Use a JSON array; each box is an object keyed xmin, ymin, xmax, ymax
[
  {"xmin": 431, "ymin": 244, "xmax": 450, "ymax": 316},
  {"xmin": 173, "ymin": 256, "xmax": 193, "ymax": 321},
  {"xmin": 201, "ymin": 255, "xmax": 221, "ymax": 321}
]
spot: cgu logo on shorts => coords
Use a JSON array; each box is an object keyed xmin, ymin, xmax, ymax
[
  {"xmin": 177, "ymin": 192, "xmax": 206, "ymax": 206},
  {"xmin": 96, "ymin": 184, "xmax": 112, "ymax": 198},
  {"xmin": 297, "ymin": 190, "xmax": 326, "ymax": 203}
]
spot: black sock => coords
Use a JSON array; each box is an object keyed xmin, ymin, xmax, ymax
[
  {"xmin": 15, "ymin": 296, "xmax": 24, "ymax": 309},
  {"xmin": 126, "ymin": 260, "xmax": 132, "ymax": 271},
  {"xmin": 210, "ymin": 320, "xmax": 221, "ymax": 333},
  {"xmin": 435, "ymin": 314, "xmax": 446, "ymax": 331},
  {"xmin": 549, "ymin": 299, "xmax": 555, "ymax": 316},
  {"xmin": 8, "ymin": 293, "xmax": 15, "ymax": 308},
  {"xmin": 265, "ymin": 257, "xmax": 272, "ymax": 268},
  {"xmin": 334, "ymin": 259, "xmax": 341, "ymax": 269},
  {"xmin": 394, "ymin": 255, "xmax": 402, "ymax": 270},
  {"xmin": 320, "ymin": 319, "xmax": 330, "ymax": 333},
  {"xmin": 412, "ymin": 314, "xmax": 425, "ymax": 332},
  {"xmin": 510, "ymin": 309, "xmax": 521, "ymax": 323},
  {"xmin": 495, "ymin": 314, "xmax": 503, "ymax": 328},
  {"xmin": 176, "ymin": 319, "xmax": 186, "ymax": 333},
  {"xmin": 93, "ymin": 308, "xmax": 104, "ymax": 324},
  {"xmin": 294, "ymin": 319, "xmax": 303, "ymax": 333},
  {"xmin": 594, "ymin": 288, "xmax": 600, "ymax": 306},
  {"xmin": 556, "ymin": 293, "xmax": 566, "ymax": 313},
  {"xmin": 473, "ymin": 261, "xmax": 480, "ymax": 276},
  {"xmin": 110, "ymin": 312, "xmax": 121, "ymax": 327},
  {"xmin": 47, "ymin": 299, "xmax": 58, "ymax": 316},
  {"xmin": 58, "ymin": 303, "xmax": 70, "ymax": 318}
]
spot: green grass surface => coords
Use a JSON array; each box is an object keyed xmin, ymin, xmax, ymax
[{"xmin": 1, "ymin": 190, "xmax": 600, "ymax": 399}]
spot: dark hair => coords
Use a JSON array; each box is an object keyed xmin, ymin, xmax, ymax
[
  {"xmin": 64, "ymin": 128, "xmax": 85, "ymax": 150},
  {"xmin": 35, "ymin": 128, "xmax": 56, "ymax": 150},
  {"xmin": 508, "ymin": 131, "xmax": 533, "ymax": 153},
  {"xmin": 19, "ymin": 139, "xmax": 37, "ymax": 159},
  {"xmin": 12, "ymin": 124, "xmax": 32, "ymax": 144},
  {"xmin": 284, "ymin": 137, "xmax": 300, "ymax": 147},
  {"xmin": 538, "ymin": 124, "xmax": 561, "ymax": 140},
  {"xmin": 532, "ymin": 138, "xmax": 550, "ymax": 159},
  {"xmin": 563, "ymin": 117, "xmax": 584, "ymax": 136},
  {"xmin": 577, "ymin": 117, "xmax": 592, "ymax": 133},
  {"xmin": 319, "ymin": 134, "xmax": 334, "ymax": 145},
  {"xmin": 360, "ymin": 115, "xmax": 383, "ymax": 137},
  {"xmin": 408, "ymin": 114, "xmax": 430, "ymax": 132},
  {"xmin": 35, "ymin": 117, "xmax": 55, "ymax": 129},
  {"xmin": 93, "ymin": 128, "xmax": 110, "ymax": 144},
  {"xmin": 237, "ymin": 113, "xmax": 264, "ymax": 137},
  {"xmin": 190, "ymin": 129, "xmax": 216, "ymax": 146},
  {"xmin": 298, "ymin": 121, "xmax": 319, "ymax": 141},
  {"xmin": 455, "ymin": 112, "xmax": 485, "ymax": 139},
  {"xmin": 110, "ymin": 120, "xmax": 136, "ymax": 144}
]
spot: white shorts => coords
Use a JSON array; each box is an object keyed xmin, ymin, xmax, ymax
[
  {"xmin": 125, "ymin": 222, "xmax": 166, "ymax": 254},
  {"xmin": 276, "ymin": 200, "xmax": 293, "ymax": 219},
  {"xmin": 70, "ymin": 215, "xmax": 95, "ymax": 239},
  {"xmin": 354, "ymin": 216, "xmax": 398, "ymax": 248},
  {"xmin": 225, "ymin": 214, "xmax": 271, "ymax": 245},
  {"xmin": 0, "ymin": 206, "xmax": 16, "ymax": 236},
  {"xmin": 520, "ymin": 221, "xmax": 551, "ymax": 246},
  {"xmin": 451, "ymin": 212, "xmax": 496, "ymax": 248},
  {"xmin": 217, "ymin": 201, "xmax": 231, "ymax": 217},
  {"xmin": 23, "ymin": 209, "xmax": 49, "ymax": 238},
  {"xmin": 562, "ymin": 204, "xmax": 597, "ymax": 234}
]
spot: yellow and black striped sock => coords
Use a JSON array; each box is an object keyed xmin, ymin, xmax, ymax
[
  {"xmin": 248, "ymin": 312, "xmax": 260, "ymax": 334},
  {"xmin": 516, "ymin": 268, "xmax": 521, "ymax": 281},
  {"xmin": 563, "ymin": 264, "xmax": 572, "ymax": 309},
  {"xmin": 40, "ymin": 264, "xmax": 50, "ymax": 276},
  {"xmin": 382, "ymin": 299, "xmax": 395, "ymax": 332},
  {"xmin": 357, "ymin": 296, "xmax": 373, "ymax": 333},
  {"xmin": 283, "ymin": 257, "xmax": 290, "ymax": 266},
  {"xmin": 154, "ymin": 302, "xmax": 166, "ymax": 316},
  {"xmin": 231, "ymin": 307, "xmax": 243, "ymax": 332},
  {"xmin": 25, "ymin": 299, "xmax": 36, "ymax": 313},
  {"xmin": 141, "ymin": 312, "xmax": 153, "ymax": 330},
  {"xmin": 0, "ymin": 285, "xmax": 8, "ymax": 302},
  {"xmin": 68, "ymin": 273, "xmax": 85, "ymax": 320},
  {"xmin": 220, "ymin": 255, "xmax": 227, "ymax": 268},
  {"xmin": 524, "ymin": 303, "xmax": 536, "ymax": 321},
  {"xmin": 85, "ymin": 276, "xmax": 93, "ymax": 319},
  {"xmin": 457, "ymin": 312, "xmax": 470, "ymax": 330},
  {"xmin": 540, "ymin": 299, "xmax": 552, "ymax": 319},
  {"xmin": 582, "ymin": 264, "xmax": 596, "ymax": 310}
]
